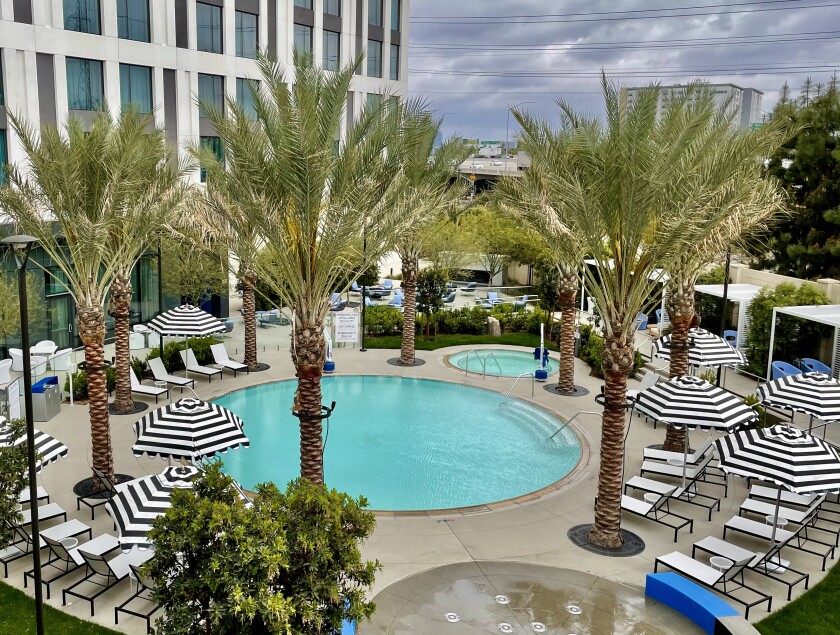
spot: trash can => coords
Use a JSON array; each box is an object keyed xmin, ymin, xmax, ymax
[{"xmin": 32, "ymin": 376, "xmax": 61, "ymax": 422}]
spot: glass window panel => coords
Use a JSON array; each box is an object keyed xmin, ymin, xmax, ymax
[
  {"xmin": 0, "ymin": 130, "xmax": 7, "ymax": 186},
  {"xmin": 117, "ymin": 0, "xmax": 149, "ymax": 42},
  {"xmin": 64, "ymin": 0, "xmax": 100, "ymax": 34},
  {"xmin": 324, "ymin": 0, "xmax": 340, "ymax": 16},
  {"xmin": 293, "ymin": 24, "xmax": 312, "ymax": 55},
  {"xmin": 198, "ymin": 73, "xmax": 224, "ymax": 116},
  {"xmin": 119, "ymin": 64, "xmax": 152, "ymax": 113},
  {"xmin": 323, "ymin": 31, "xmax": 340, "ymax": 71},
  {"xmin": 235, "ymin": 11, "xmax": 257, "ymax": 59},
  {"xmin": 294, "ymin": 0, "xmax": 312, "ymax": 7},
  {"xmin": 66, "ymin": 57, "xmax": 104, "ymax": 111},
  {"xmin": 366, "ymin": 93, "xmax": 381, "ymax": 111},
  {"xmin": 367, "ymin": 40, "xmax": 381, "ymax": 78},
  {"xmin": 236, "ymin": 78, "xmax": 258, "ymax": 119},
  {"xmin": 391, "ymin": 0, "xmax": 399, "ymax": 30},
  {"xmin": 389, "ymin": 43, "xmax": 399, "ymax": 80},
  {"xmin": 196, "ymin": 2, "xmax": 222, "ymax": 54},
  {"xmin": 199, "ymin": 136, "xmax": 223, "ymax": 183},
  {"xmin": 368, "ymin": 0, "xmax": 382, "ymax": 26}
]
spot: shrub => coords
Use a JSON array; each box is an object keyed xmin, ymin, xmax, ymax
[
  {"xmin": 363, "ymin": 305, "xmax": 403, "ymax": 336},
  {"xmin": 63, "ymin": 370, "xmax": 88, "ymax": 400},
  {"xmin": 743, "ymin": 394, "xmax": 768, "ymax": 428},
  {"xmin": 131, "ymin": 356, "xmax": 146, "ymax": 379},
  {"xmin": 698, "ymin": 369, "xmax": 717, "ymax": 384},
  {"xmin": 145, "ymin": 336, "xmax": 217, "ymax": 370}
]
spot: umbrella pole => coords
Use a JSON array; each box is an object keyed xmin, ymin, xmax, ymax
[
  {"xmin": 681, "ymin": 427, "xmax": 689, "ymax": 490},
  {"xmin": 769, "ymin": 486, "xmax": 782, "ymax": 547}
]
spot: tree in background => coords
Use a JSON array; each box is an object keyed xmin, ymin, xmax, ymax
[
  {"xmin": 0, "ymin": 270, "xmax": 46, "ymax": 349},
  {"xmin": 532, "ymin": 261, "xmax": 561, "ymax": 341},
  {"xmin": 416, "ymin": 268, "xmax": 447, "ymax": 341},
  {"xmin": 147, "ymin": 462, "xmax": 379, "ymax": 634},
  {"xmin": 161, "ymin": 235, "xmax": 229, "ymax": 309},
  {"xmin": 0, "ymin": 419, "xmax": 29, "ymax": 550}
]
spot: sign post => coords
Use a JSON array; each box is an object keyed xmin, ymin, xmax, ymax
[{"xmin": 334, "ymin": 313, "xmax": 360, "ymax": 347}]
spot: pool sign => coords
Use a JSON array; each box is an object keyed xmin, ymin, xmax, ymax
[{"xmin": 334, "ymin": 313, "xmax": 360, "ymax": 344}]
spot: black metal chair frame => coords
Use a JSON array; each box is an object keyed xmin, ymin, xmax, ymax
[
  {"xmin": 115, "ymin": 564, "xmax": 162, "ymax": 634},
  {"xmin": 76, "ymin": 467, "xmax": 118, "ymax": 520}
]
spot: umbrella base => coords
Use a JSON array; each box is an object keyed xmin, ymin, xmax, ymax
[
  {"xmin": 567, "ymin": 524, "xmax": 645, "ymax": 557},
  {"xmin": 109, "ymin": 401, "xmax": 149, "ymax": 415},
  {"xmin": 544, "ymin": 385, "xmax": 590, "ymax": 397},
  {"xmin": 72, "ymin": 474, "xmax": 134, "ymax": 499},
  {"xmin": 387, "ymin": 357, "xmax": 426, "ymax": 367},
  {"xmin": 249, "ymin": 363, "xmax": 271, "ymax": 372}
]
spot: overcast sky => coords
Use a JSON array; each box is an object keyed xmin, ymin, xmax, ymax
[{"xmin": 407, "ymin": 0, "xmax": 840, "ymax": 142}]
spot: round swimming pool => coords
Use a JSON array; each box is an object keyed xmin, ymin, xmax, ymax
[
  {"xmin": 215, "ymin": 376, "xmax": 580, "ymax": 511},
  {"xmin": 447, "ymin": 348, "xmax": 557, "ymax": 377}
]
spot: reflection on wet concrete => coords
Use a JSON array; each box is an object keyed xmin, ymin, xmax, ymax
[{"xmin": 360, "ymin": 561, "xmax": 706, "ymax": 634}]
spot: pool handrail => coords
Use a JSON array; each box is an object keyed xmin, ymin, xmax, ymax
[
  {"xmin": 547, "ymin": 410, "xmax": 602, "ymax": 441},
  {"xmin": 484, "ymin": 351, "xmax": 504, "ymax": 376},
  {"xmin": 501, "ymin": 372, "xmax": 536, "ymax": 403}
]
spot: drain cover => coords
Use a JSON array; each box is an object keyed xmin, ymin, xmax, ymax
[
  {"xmin": 494, "ymin": 594, "xmax": 510, "ymax": 605},
  {"xmin": 530, "ymin": 622, "xmax": 547, "ymax": 632},
  {"xmin": 444, "ymin": 613, "xmax": 460, "ymax": 623},
  {"xmin": 498, "ymin": 624, "xmax": 515, "ymax": 633},
  {"xmin": 566, "ymin": 605, "xmax": 582, "ymax": 615}
]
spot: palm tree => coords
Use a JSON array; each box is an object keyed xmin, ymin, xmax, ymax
[
  {"xmin": 0, "ymin": 110, "xmax": 185, "ymax": 483},
  {"xmin": 501, "ymin": 78, "xmax": 788, "ymax": 548},
  {"xmin": 198, "ymin": 53, "xmax": 424, "ymax": 484}
]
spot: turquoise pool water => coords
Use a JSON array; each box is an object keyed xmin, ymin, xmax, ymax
[
  {"xmin": 447, "ymin": 349, "xmax": 557, "ymax": 377},
  {"xmin": 215, "ymin": 376, "xmax": 580, "ymax": 510}
]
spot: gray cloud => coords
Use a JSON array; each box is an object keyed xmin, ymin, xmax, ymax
[{"xmin": 408, "ymin": 1, "xmax": 840, "ymax": 140}]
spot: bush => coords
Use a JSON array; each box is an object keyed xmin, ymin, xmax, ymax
[
  {"xmin": 435, "ymin": 307, "xmax": 488, "ymax": 335},
  {"xmin": 63, "ymin": 366, "xmax": 116, "ymax": 400},
  {"xmin": 743, "ymin": 394, "xmax": 768, "ymax": 428},
  {"xmin": 131, "ymin": 356, "xmax": 146, "ymax": 379},
  {"xmin": 363, "ymin": 305, "xmax": 403, "ymax": 336},
  {"xmin": 145, "ymin": 336, "xmax": 217, "ymax": 371}
]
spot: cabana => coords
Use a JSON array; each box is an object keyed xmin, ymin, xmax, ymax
[
  {"xmin": 694, "ymin": 284, "xmax": 762, "ymax": 351},
  {"xmin": 767, "ymin": 304, "xmax": 840, "ymax": 380}
]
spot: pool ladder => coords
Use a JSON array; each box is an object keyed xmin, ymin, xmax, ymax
[
  {"xmin": 501, "ymin": 372, "xmax": 536, "ymax": 402},
  {"xmin": 463, "ymin": 349, "xmax": 504, "ymax": 378},
  {"xmin": 546, "ymin": 411, "xmax": 602, "ymax": 441}
]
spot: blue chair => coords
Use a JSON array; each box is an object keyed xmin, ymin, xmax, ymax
[
  {"xmin": 364, "ymin": 297, "xmax": 375, "ymax": 308},
  {"xmin": 330, "ymin": 300, "xmax": 346, "ymax": 312},
  {"xmin": 330, "ymin": 292, "xmax": 340, "ymax": 303},
  {"xmin": 801, "ymin": 358, "xmax": 831, "ymax": 374},
  {"xmin": 633, "ymin": 312, "xmax": 648, "ymax": 331},
  {"xmin": 389, "ymin": 294, "xmax": 403, "ymax": 308},
  {"xmin": 382, "ymin": 279, "xmax": 393, "ymax": 291},
  {"xmin": 723, "ymin": 330, "xmax": 738, "ymax": 348},
  {"xmin": 442, "ymin": 291, "xmax": 456, "ymax": 304},
  {"xmin": 487, "ymin": 291, "xmax": 504, "ymax": 305},
  {"xmin": 513, "ymin": 294, "xmax": 529, "ymax": 310},
  {"xmin": 462, "ymin": 282, "xmax": 476, "ymax": 294},
  {"xmin": 655, "ymin": 308, "xmax": 663, "ymax": 324},
  {"xmin": 350, "ymin": 281, "xmax": 361, "ymax": 293},
  {"xmin": 772, "ymin": 361, "xmax": 802, "ymax": 380}
]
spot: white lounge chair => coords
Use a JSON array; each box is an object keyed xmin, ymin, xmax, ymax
[
  {"xmin": 627, "ymin": 370, "xmax": 660, "ymax": 404},
  {"xmin": 19, "ymin": 503, "xmax": 67, "ymax": 526},
  {"xmin": 63, "ymin": 547, "xmax": 154, "ymax": 616},
  {"xmin": 640, "ymin": 452, "xmax": 728, "ymax": 496},
  {"xmin": 723, "ymin": 515, "xmax": 835, "ymax": 570},
  {"xmin": 1, "ymin": 518, "xmax": 91, "ymax": 578},
  {"xmin": 179, "ymin": 349, "xmax": 222, "ymax": 383},
  {"xmin": 0, "ymin": 359, "xmax": 11, "ymax": 385},
  {"xmin": 620, "ymin": 488, "xmax": 693, "ymax": 542},
  {"xmin": 643, "ymin": 439, "xmax": 713, "ymax": 465},
  {"xmin": 26, "ymin": 533, "xmax": 120, "ymax": 599},
  {"xmin": 130, "ymin": 368, "xmax": 169, "ymax": 404},
  {"xmin": 18, "ymin": 485, "xmax": 49, "ymax": 507},
  {"xmin": 625, "ymin": 473, "xmax": 721, "ymax": 521},
  {"xmin": 210, "ymin": 344, "xmax": 248, "ymax": 377},
  {"xmin": 148, "ymin": 358, "xmax": 195, "ymax": 393},
  {"xmin": 740, "ymin": 493, "xmax": 827, "ymax": 527}
]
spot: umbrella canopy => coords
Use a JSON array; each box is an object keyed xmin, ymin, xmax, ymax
[
  {"xmin": 133, "ymin": 398, "xmax": 249, "ymax": 461},
  {"xmin": 653, "ymin": 328, "xmax": 747, "ymax": 367},
  {"xmin": 147, "ymin": 304, "xmax": 225, "ymax": 337},
  {"xmin": 0, "ymin": 424, "xmax": 68, "ymax": 473},
  {"xmin": 756, "ymin": 372, "xmax": 840, "ymax": 424},
  {"xmin": 635, "ymin": 375, "xmax": 757, "ymax": 431},
  {"xmin": 106, "ymin": 465, "xmax": 200, "ymax": 549}
]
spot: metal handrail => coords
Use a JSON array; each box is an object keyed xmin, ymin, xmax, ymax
[
  {"xmin": 463, "ymin": 349, "xmax": 483, "ymax": 377},
  {"xmin": 484, "ymin": 351, "xmax": 504, "ymax": 376},
  {"xmin": 547, "ymin": 410, "xmax": 602, "ymax": 441},
  {"xmin": 501, "ymin": 372, "xmax": 536, "ymax": 404}
]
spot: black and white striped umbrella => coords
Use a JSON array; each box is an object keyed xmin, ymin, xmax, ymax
[
  {"xmin": 0, "ymin": 424, "xmax": 68, "ymax": 473},
  {"xmin": 133, "ymin": 398, "xmax": 249, "ymax": 461},
  {"xmin": 653, "ymin": 328, "xmax": 747, "ymax": 367},
  {"xmin": 147, "ymin": 304, "xmax": 225, "ymax": 337},
  {"xmin": 757, "ymin": 372, "xmax": 840, "ymax": 423},
  {"xmin": 635, "ymin": 375, "xmax": 757, "ymax": 431}
]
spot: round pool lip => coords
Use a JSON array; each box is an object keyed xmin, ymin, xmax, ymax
[
  {"xmin": 443, "ymin": 347, "xmax": 560, "ymax": 378},
  {"xmin": 212, "ymin": 374, "xmax": 588, "ymax": 517}
]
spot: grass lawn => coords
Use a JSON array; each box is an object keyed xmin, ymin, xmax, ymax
[
  {"xmin": 364, "ymin": 332, "xmax": 560, "ymax": 351},
  {"xmin": 0, "ymin": 582, "xmax": 121, "ymax": 635},
  {"xmin": 755, "ymin": 563, "xmax": 840, "ymax": 635}
]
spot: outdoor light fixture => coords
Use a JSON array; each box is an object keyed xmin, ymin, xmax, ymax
[{"xmin": 1, "ymin": 234, "xmax": 44, "ymax": 635}]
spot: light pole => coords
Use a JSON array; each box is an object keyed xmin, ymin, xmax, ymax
[
  {"xmin": 360, "ymin": 234, "xmax": 367, "ymax": 352},
  {"xmin": 505, "ymin": 101, "xmax": 534, "ymax": 172},
  {"xmin": 2, "ymin": 234, "xmax": 43, "ymax": 635}
]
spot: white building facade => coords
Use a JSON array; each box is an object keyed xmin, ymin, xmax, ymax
[
  {"xmin": 620, "ymin": 83, "xmax": 763, "ymax": 129},
  {"xmin": 0, "ymin": 0, "xmax": 408, "ymax": 182}
]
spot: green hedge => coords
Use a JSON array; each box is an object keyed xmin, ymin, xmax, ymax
[
  {"xmin": 145, "ymin": 336, "xmax": 217, "ymax": 371},
  {"xmin": 63, "ymin": 366, "xmax": 116, "ymax": 401}
]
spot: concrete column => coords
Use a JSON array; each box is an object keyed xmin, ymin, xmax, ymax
[
  {"xmin": 53, "ymin": 53, "xmax": 69, "ymax": 126},
  {"xmin": 187, "ymin": 0, "xmax": 197, "ymax": 50},
  {"xmin": 101, "ymin": 0, "xmax": 118, "ymax": 38},
  {"xmin": 104, "ymin": 59, "xmax": 121, "ymax": 118},
  {"xmin": 222, "ymin": 0, "xmax": 235, "ymax": 56},
  {"xmin": 153, "ymin": 66, "xmax": 165, "ymax": 128}
]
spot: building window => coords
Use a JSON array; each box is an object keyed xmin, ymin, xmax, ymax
[
  {"xmin": 117, "ymin": 0, "xmax": 149, "ymax": 42},
  {"xmin": 66, "ymin": 57, "xmax": 104, "ymax": 111},
  {"xmin": 294, "ymin": 0, "xmax": 312, "ymax": 7},
  {"xmin": 366, "ymin": 93, "xmax": 381, "ymax": 111},
  {"xmin": 293, "ymin": 24, "xmax": 312, "ymax": 55},
  {"xmin": 199, "ymin": 136, "xmax": 223, "ymax": 183},
  {"xmin": 196, "ymin": 2, "xmax": 222, "ymax": 54},
  {"xmin": 324, "ymin": 0, "xmax": 340, "ymax": 16},
  {"xmin": 368, "ymin": 0, "xmax": 382, "ymax": 26},
  {"xmin": 0, "ymin": 130, "xmax": 7, "ymax": 186},
  {"xmin": 119, "ymin": 64, "xmax": 152, "ymax": 113},
  {"xmin": 236, "ymin": 78, "xmax": 258, "ymax": 119},
  {"xmin": 391, "ymin": 0, "xmax": 400, "ymax": 30},
  {"xmin": 323, "ymin": 31, "xmax": 340, "ymax": 71},
  {"xmin": 64, "ymin": 0, "xmax": 100, "ymax": 34},
  {"xmin": 389, "ymin": 43, "xmax": 399, "ymax": 80},
  {"xmin": 235, "ymin": 11, "xmax": 257, "ymax": 58},
  {"xmin": 198, "ymin": 73, "xmax": 223, "ymax": 117},
  {"xmin": 367, "ymin": 40, "xmax": 382, "ymax": 78}
]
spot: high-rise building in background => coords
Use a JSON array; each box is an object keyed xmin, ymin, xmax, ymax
[
  {"xmin": 620, "ymin": 83, "xmax": 763, "ymax": 129},
  {"xmin": 0, "ymin": 0, "xmax": 408, "ymax": 182}
]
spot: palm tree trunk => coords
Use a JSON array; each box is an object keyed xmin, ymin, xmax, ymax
[
  {"xmin": 292, "ymin": 320, "xmax": 325, "ymax": 484},
  {"xmin": 588, "ymin": 332, "xmax": 635, "ymax": 548},
  {"xmin": 663, "ymin": 278, "xmax": 695, "ymax": 452},
  {"xmin": 110, "ymin": 273, "xmax": 135, "ymax": 414},
  {"xmin": 399, "ymin": 260, "xmax": 418, "ymax": 365},
  {"xmin": 77, "ymin": 304, "xmax": 114, "ymax": 486},
  {"xmin": 241, "ymin": 271, "xmax": 258, "ymax": 371},
  {"xmin": 556, "ymin": 266, "xmax": 580, "ymax": 393}
]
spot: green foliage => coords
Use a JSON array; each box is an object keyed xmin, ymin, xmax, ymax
[
  {"xmin": 147, "ymin": 462, "xmax": 379, "ymax": 635},
  {"xmin": 0, "ymin": 269, "xmax": 48, "ymax": 346},
  {"xmin": 698, "ymin": 369, "xmax": 718, "ymax": 384},
  {"xmin": 363, "ymin": 305, "xmax": 404, "ymax": 336},
  {"xmin": 161, "ymin": 236, "xmax": 229, "ymax": 307},
  {"xmin": 416, "ymin": 268, "xmax": 447, "ymax": 316},
  {"xmin": 365, "ymin": 332, "xmax": 561, "ymax": 351},
  {"xmin": 130, "ymin": 356, "xmax": 146, "ymax": 379},
  {"xmin": 746, "ymin": 283, "xmax": 831, "ymax": 376},
  {"xmin": 63, "ymin": 367, "xmax": 116, "ymax": 400},
  {"xmin": 694, "ymin": 266, "xmax": 731, "ymax": 330},
  {"xmin": 743, "ymin": 394, "xmax": 768, "ymax": 429},
  {"xmin": 434, "ymin": 307, "xmax": 490, "ymax": 335},
  {"xmin": 145, "ymin": 336, "xmax": 217, "ymax": 371},
  {"xmin": 0, "ymin": 419, "xmax": 29, "ymax": 549},
  {"xmin": 578, "ymin": 324, "xmax": 643, "ymax": 378},
  {"xmin": 533, "ymin": 261, "xmax": 561, "ymax": 314}
]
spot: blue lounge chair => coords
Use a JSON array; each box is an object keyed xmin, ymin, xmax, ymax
[
  {"xmin": 382, "ymin": 279, "xmax": 393, "ymax": 291},
  {"xmin": 772, "ymin": 361, "xmax": 802, "ymax": 380},
  {"xmin": 655, "ymin": 308, "xmax": 663, "ymax": 324},
  {"xmin": 633, "ymin": 312, "xmax": 649, "ymax": 331},
  {"xmin": 389, "ymin": 294, "xmax": 403, "ymax": 308},
  {"xmin": 724, "ymin": 330, "xmax": 738, "ymax": 348},
  {"xmin": 513, "ymin": 295, "xmax": 529, "ymax": 310},
  {"xmin": 462, "ymin": 282, "xmax": 476, "ymax": 294},
  {"xmin": 364, "ymin": 297, "xmax": 375, "ymax": 308},
  {"xmin": 487, "ymin": 291, "xmax": 504, "ymax": 306},
  {"xmin": 443, "ymin": 291, "xmax": 456, "ymax": 304},
  {"xmin": 801, "ymin": 358, "xmax": 831, "ymax": 374},
  {"xmin": 350, "ymin": 281, "xmax": 361, "ymax": 293},
  {"xmin": 330, "ymin": 292, "xmax": 340, "ymax": 304}
]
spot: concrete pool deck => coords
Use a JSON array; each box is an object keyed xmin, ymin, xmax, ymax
[{"xmin": 6, "ymin": 326, "xmax": 839, "ymax": 633}]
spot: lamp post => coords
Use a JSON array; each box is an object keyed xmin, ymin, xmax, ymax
[
  {"xmin": 360, "ymin": 234, "xmax": 367, "ymax": 352},
  {"xmin": 2, "ymin": 234, "xmax": 43, "ymax": 635},
  {"xmin": 505, "ymin": 101, "xmax": 534, "ymax": 172}
]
